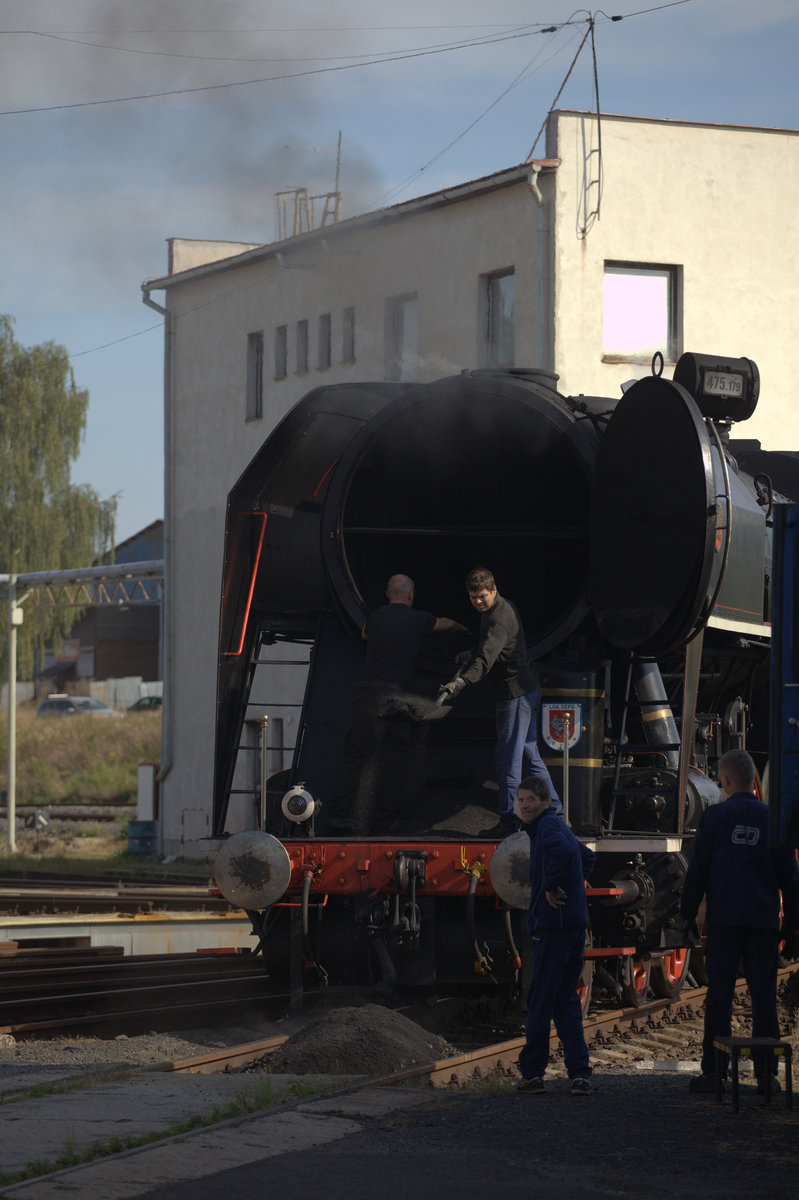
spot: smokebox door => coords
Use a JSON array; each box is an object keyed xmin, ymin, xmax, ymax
[{"xmin": 589, "ymin": 375, "xmax": 718, "ymax": 654}]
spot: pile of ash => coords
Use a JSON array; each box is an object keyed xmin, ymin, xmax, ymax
[{"xmin": 264, "ymin": 1004, "xmax": 457, "ymax": 1077}]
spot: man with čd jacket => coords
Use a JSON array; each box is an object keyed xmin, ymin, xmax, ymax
[
  {"xmin": 515, "ymin": 776, "xmax": 596, "ymax": 1095},
  {"xmin": 680, "ymin": 748, "xmax": 799, "ymax": 1094}
]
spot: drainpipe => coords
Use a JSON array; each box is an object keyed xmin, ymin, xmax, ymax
[
  {"xmin": 527, "ymin": 164, "xmax": 553, "ymax": 373},
  {"xmin": 142, "ymin": 286, "xmax": 173, "ymax": 855}
]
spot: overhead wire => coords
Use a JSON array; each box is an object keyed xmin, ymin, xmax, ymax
[
  {"xmin": 372, "ymin": 25, "xmax": 581, "ymax": 209},
  {"xmin": 18, "ymin": 24, "xmax": 544, "ymax": 65},
  {"xmin": 0, "ymin": 24, "xmax": 573, "ymax": 116}
]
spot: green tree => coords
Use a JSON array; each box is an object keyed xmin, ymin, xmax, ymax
[{"xmin": 0, "ymin": 315, "xmax": 117, "ymax": 677}]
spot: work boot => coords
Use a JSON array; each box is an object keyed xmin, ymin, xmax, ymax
[{"xmin": 517, "ymin": 1076, "xmax": 545, "ymax": 1094}]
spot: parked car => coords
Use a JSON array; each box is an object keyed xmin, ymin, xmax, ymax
[
  {"xmin": 126, "ymin": 695, "xmax": 162, "ymax": 713},
  {"xmin": 36, "ymin": 694, "xmax": 123, "ymax": 718}
]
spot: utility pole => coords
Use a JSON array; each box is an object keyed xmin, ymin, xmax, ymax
[{"xmin": 6, "ymin": 573, "xmax": 20, "ymax": 852}]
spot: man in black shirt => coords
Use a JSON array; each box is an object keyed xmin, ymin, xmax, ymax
[
  {"xmin": 328, "ymin": 574, "xmax": 465, "ymax": 834},
  {"xmin": 439, "ymin": 567, "xmax": 559, "ymax": 835}
]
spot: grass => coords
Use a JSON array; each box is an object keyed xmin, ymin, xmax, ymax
[
  {"xmin": 0, "ymin": 704, "xmax": 161, "ymax": 807},
  {"xmin": 1, "ymin": 1067, "xmax": 133, "ymax": 1106},
  {"xmin": 0, "ymin": 1077, "xmax": 318, "ymax": 1187}
]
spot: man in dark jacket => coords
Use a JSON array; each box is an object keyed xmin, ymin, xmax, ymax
[
  {"xmin": 516, "ymin": 776, "xmax": 595, "ymax": 1094},
  {"xmin": 438, "ymin": 567, "xmax": 558, "ymax": 834},
  {"xmin": 328, "ymin": 574, "xmax": 466, "ymax": 833},
  {"xmin": 680, "ymin": 748, "xmax": 799, "ymax": 1093}
]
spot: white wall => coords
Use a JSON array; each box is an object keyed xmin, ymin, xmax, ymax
[{"xmin": 549, "ymin": 111, "xmax": 799, "ymax": 451}]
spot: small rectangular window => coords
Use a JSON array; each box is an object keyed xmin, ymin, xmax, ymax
[
  {"xmin": 342, "ymin": 306, "xmax": 355, "ymax": 363},
  {"xmin": 318, "ymin": 313, "xmax": 331, "ymax": 369},
  {"xmin": 603, "ymin": 263, "xmax": 682, "ymax": 362},
  {"xmin": 484, "ymin": 270, "xmax": 515, "ymax": 367},
  {"xmin": 296, "ymin": 319, "xmax": 308, "ymax": 373},
  {"xmin": 385, "ymin": 293, "xmax": 418, "ymax": 382},
  {"xmin": 274, "ymin": 325, "xmax": 287, "ymax": 378},
  {"xmin": 246, "ymin": 331, "xmax": 263, "ymax": 420}
]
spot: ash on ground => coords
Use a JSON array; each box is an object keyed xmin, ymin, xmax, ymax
[
  {"xmin": 0, "ymin": 1024, "xmax": 293, "ymax": 1069},
  {"xmin": 261, "ymin": 1004, "xmax": 458, "ymax": 1076}
]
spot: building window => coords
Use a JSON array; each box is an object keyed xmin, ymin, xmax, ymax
[
  {"xmin": 274, "ymin": 325, "xmax": 287, "ymax": 379},
  {"xmin": 246, "ymin": 331, "xmax": 263, "ymax": 420},
  {"xmin": 385, "ymin": 293, "xmax": 418, "ymax": 382},
  {"xmin": 342, "ymin": 306, "xmax": 355, "ymax": 363},
  {"xmin": 603, "ymin": 263, "xmax": 682, "ymax": 362},
  {"xmin": 318, "ymin": 313, "xmax": 331, "ymax": 369},
  {"xmin": 483, "ymin": 269, "xmax": 515, "ymax": 367},
  {"xmin": 296, "ymin": 319, "xmax": 308, "ymax": 373}
]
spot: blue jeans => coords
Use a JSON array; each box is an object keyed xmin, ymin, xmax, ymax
[
  {"xmin": 495, "ymin": 687, "xmax": 559, "ymax": 816},
  {"xmin": 701, "ymin": 924, "xmax": 780, "ymax": 1078},
  {"xmin": 518, "ymin": 927, "xmax": 591, "ymax": 1080}
]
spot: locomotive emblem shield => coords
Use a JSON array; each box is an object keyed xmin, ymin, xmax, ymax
[{"xmin": 542, "ymin": 702, "xmax": 582, "ymax": 752}]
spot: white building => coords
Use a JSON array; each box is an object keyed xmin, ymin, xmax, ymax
[{"xmin": 142, "ymin": 108, "xmax": 799, "ymax": 858}]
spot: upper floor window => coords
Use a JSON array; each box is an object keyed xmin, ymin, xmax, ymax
[
  {"xmin": 385, "ymin": 293, "xmax": 418, "ymax": 382},
  {"xmin": 342, "ymin": 306, "xmax": 355, "ymax": 363},
  {"xmin": 318, "ymin": 313, "xmax": 331, "ymax": 369},
  {"xmin": 296, "ymin": 319, "xmax": 309, "ymax": 373},
  {"xmin": 603, "ymin": 263, "xmax": 682, "ymax": 362},
  {"xmin": 484, "ymin": 269, "xmax": 515, "ymax": 367},
  {"xmin": 246, "ymin": 332, "xmax": 263, "ymax": 421},
  {"xmin": 274, "ymin": 325, "xmax": 287, "ymax": 379}
]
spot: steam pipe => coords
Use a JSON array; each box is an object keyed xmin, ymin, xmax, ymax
[
  {"xmin": 633, "ymin": 659, "xmax": 680, "ymax": 768},
  {"xmin": 503, "ymin": 907, "xmax": 522, "ymax": 972},
  {"xmin": 466, "ymin": 871, "xmax": 494, "ymax": 977}
]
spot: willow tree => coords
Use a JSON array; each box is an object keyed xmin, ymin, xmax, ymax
[{"xmin": 0, "ymin": 315, "xmax": 117, "ymax": 677}]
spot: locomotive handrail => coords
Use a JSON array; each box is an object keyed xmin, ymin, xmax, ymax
[
  {"xmin": 223, "ymin": 512, "xmax": 267, "ymax": 658},
  {"xmin": 703, "ymin": 417, "xmax": 734, "ymax": 620}
]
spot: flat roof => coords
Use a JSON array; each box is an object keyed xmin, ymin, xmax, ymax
[{"xmin": 142, "ymin": 159, "xmax": 558, "ymax": 292}]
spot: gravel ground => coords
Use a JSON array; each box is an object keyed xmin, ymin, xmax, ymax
[
  {"xmin": 0, "ymin": 1005, "xmax": 455, "ymax": 1078},
  {"xmin": 2, "ymin": 974, "xmax": 797, "ymax": 1080},
  {"xmin": 0, "ymin": 1021, "xmax": 296, "ymax": 1072}
]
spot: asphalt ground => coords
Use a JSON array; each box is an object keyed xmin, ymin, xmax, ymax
[{"xmin": 0, "ymin": 1059, "xmax": 796, "ymax": 1200}]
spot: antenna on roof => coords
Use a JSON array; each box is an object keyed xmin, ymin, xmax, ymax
[{"xmin": 275, "ymin": 131, "xmax": 343, "ymax": 240}]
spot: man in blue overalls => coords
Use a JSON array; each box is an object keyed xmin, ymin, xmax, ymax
[
  {"xmin": 680, "ymin": 748, "xmax": 799, "ymax": 1093},
  {"xmin": 516, "ymin": 775, "xmax": 595, "ymax": 1094}
]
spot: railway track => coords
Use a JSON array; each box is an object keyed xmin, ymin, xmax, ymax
[
  {"xmin": 0, "ymin": 873, "xmax": 232, "ymax": 917},
  {"xmin": 158, "ymin": 966, "xmax": 798, "ymax": 1086},
  {"xmin": 0, "ymin": 947, "xmax": 303, "ymax": 1039}
]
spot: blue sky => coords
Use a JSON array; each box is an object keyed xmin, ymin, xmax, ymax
[{"xmin": 1, "ymin": 0, "xmax": 797, "ymax": 543}]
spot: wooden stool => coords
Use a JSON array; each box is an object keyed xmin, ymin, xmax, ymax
[{"xmin": 713, "ymin": 1036, "xmax": 793, "ymax": 1113}]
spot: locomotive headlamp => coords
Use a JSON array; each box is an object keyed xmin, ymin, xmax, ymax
[
  {"xmin": 281, "ymin": 784, "xmax": 316, "ymax": 824},
  {"xmin": 673, "ymin": 353, "xmax": 759, "ymax": 424}
]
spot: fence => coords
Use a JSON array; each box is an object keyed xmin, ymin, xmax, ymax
[
  {"xmin": 0, "ymin": 682, "xmax": 35, "ymax": 709},
  {"xmin": 90, "ymin": 677, "xmax": 163, "ymax": 710}
]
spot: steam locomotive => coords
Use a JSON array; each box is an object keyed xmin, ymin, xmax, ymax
[{"xmin": 210, "ymin": 352, "xmax": 798, "ymax": 1009}]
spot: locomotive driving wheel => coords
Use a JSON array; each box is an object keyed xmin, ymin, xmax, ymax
[
  {"xmin": 620, "ymin": 955, "xmax": 651, "ymax": 1007},
  {"xmin": 650, "ymin": 947, "xmax": 690, "ymax": 998}
]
